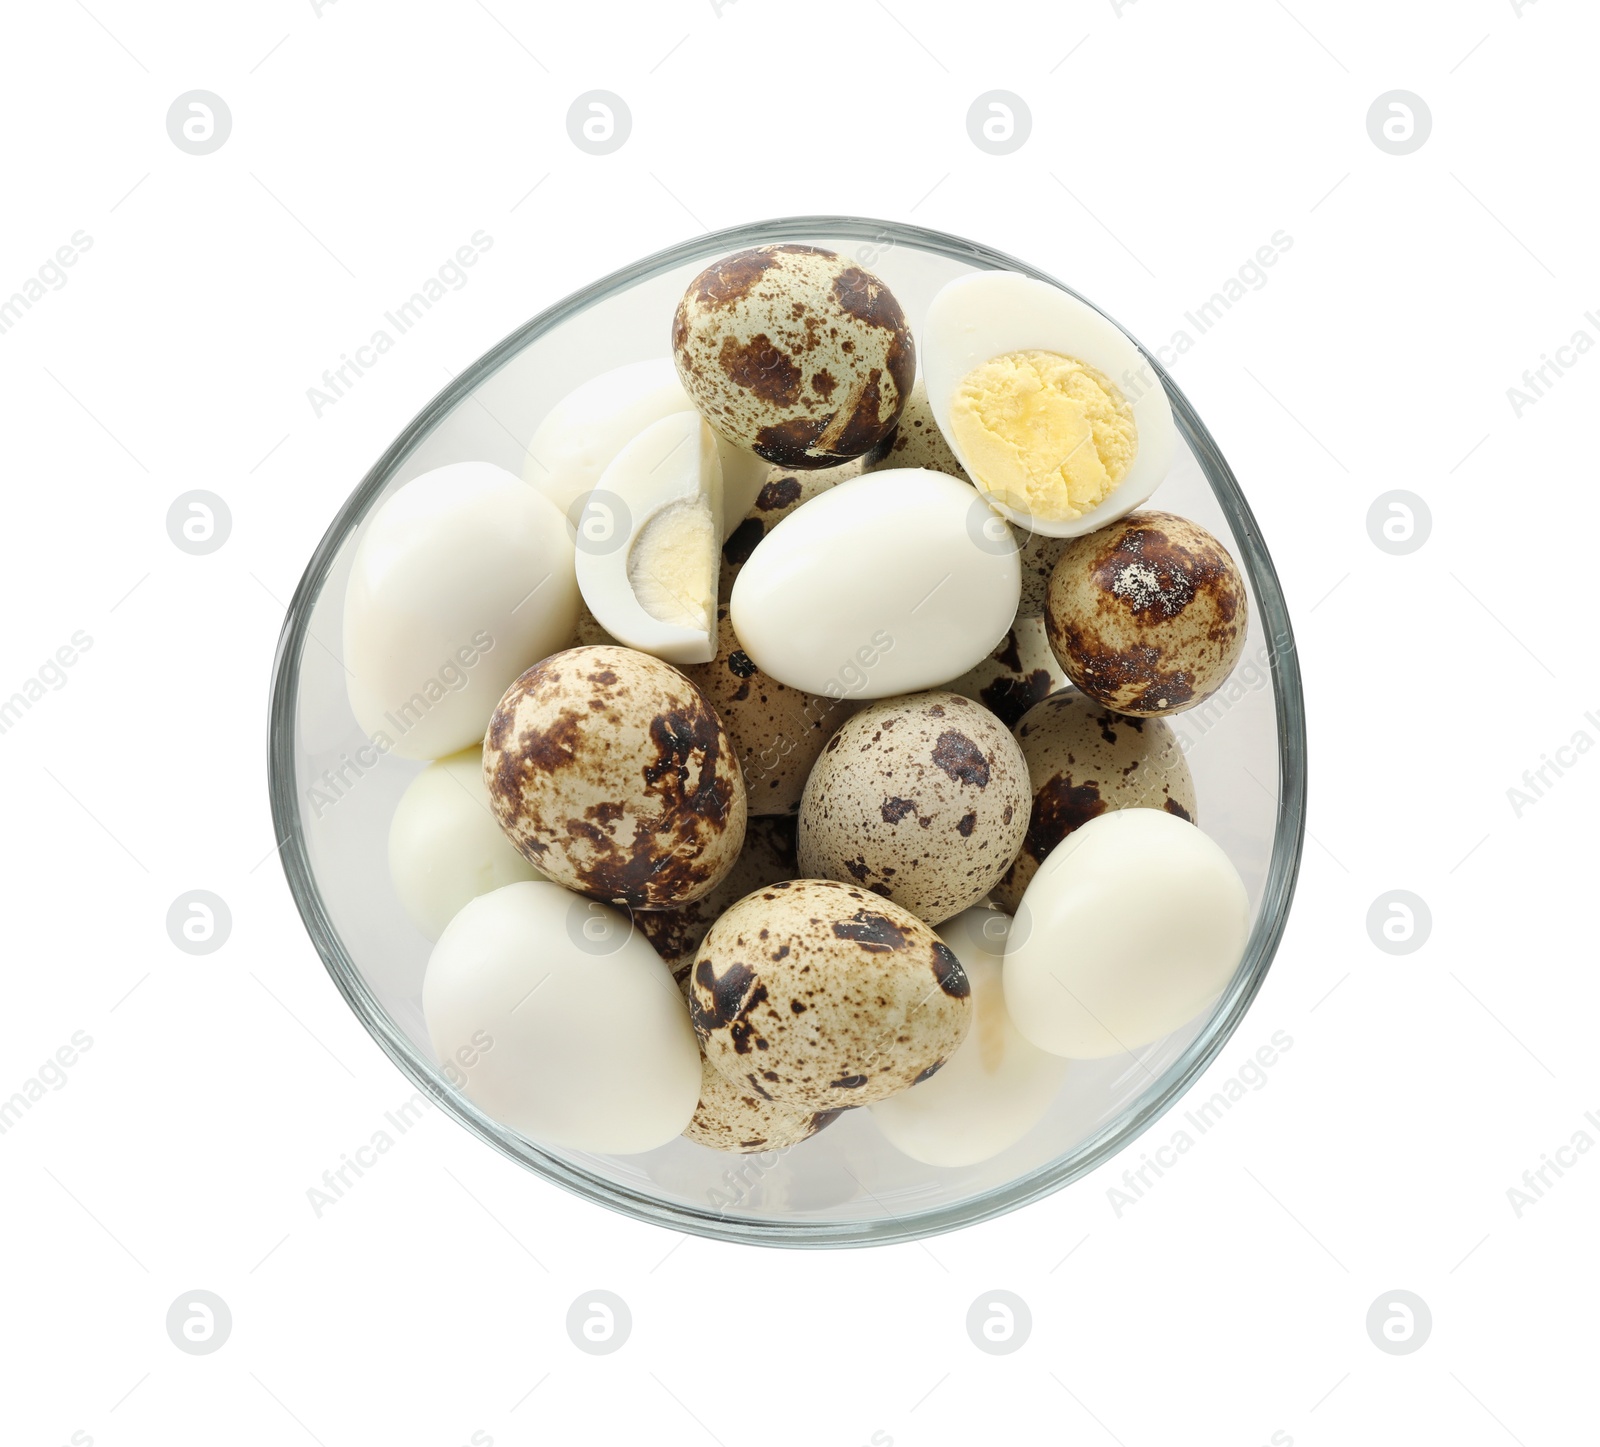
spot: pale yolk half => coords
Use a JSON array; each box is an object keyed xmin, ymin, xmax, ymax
[{"xmin": 948, "ymin": 350, "xmax": 1137, "ymax": 522}]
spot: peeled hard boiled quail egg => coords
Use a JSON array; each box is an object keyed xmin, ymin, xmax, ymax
[
  {"xmin": 1005, "ymin": 809, "xmax": 1249, "ymax": 1059},
  {"xmin": 717, "ymin": 459, "xmax": 868, "ymax": 603},
  {"xmin": 799, "ymin": 691, "xmax": 1030, "ymax": 926},
  {"xmin": 1044, "ymin": 510, "xmax": 1248, "ymax": 716},
  {"xmin": 729, "ymin": 468, "xmax": 1020, "ymax": 699},
  {"xmin": 991, "ymin": 689, "xmax": 1196, "ymax": 914},
  {"xmin": 870, "ymin": 907, "xmax": 1069, "ymax": 1167},
  {"xmin": 921, "ymin": 272, "xmax": 1176, "ymax": 537},
  {"xmin": 388, "ymin": 747, "xmax": 543, "ymax": 940},
  {"xmin": 343, "ymin": 462, "xmax": 578, "ymax": 760},
  {"xmin": 523, "ymin": 357, "xmax": 766, "ymax": 529},
  {"xmin": 576, "ymin": 411, "xmax": 723, "ymax": 665},
  {"xmin": 673, "ymin": 244, "xmax": 914, "ymax": 468},
  {"xmin": 483, "ymin": 645, "xmax": 747, "ymax": 909},
  {"xmin": 689, "ymin": 878, "xmax": 971, "ymax": 1109},
  {"xmin": 423, "ymin": 881, "xmax": 700, "ymax": 1153}
]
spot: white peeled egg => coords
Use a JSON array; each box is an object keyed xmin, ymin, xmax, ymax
[
  {"xmin": 728, "ymin": 467, "xmax": 1020, "ymax": 698},
  {"xmin": 343, "ymin": 462, "xmax": 578, "ymax": 760},
  {"xmin": 387, "ymin": 748, "xmax": 542, "ymax": 941},
  {"xmin": 869, "ymin": 907, "xmax": 1070, "ymax": 1167},
  {"xmin": 576, "ymin": 411, "xmax": 723, "ymax": 664},
  {"xmin": 1005, "ymin": 809, "xmax": 1250, "ymax": 1059},
  {"xmin": 524, "ymin": 358, "xmax": 766, "ymax": 535},
  {"xmin": 423, "ymin": 881, "xmax": 701, "ymax": 1154},
  {"xmin": 920, "ymin": 272, "xmax": 1176, "ymax": 537}
]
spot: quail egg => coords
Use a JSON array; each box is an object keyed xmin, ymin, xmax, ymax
[
  {"xmin": 871, "ymin": 376, "xmax": 964, "ymax": 476},
  {"xmin": 343, "ymin": 462, "xmax": 579, "ymax": 760},
  {"xmin": 683, "ymin": 607, "xmax": 855, "ymax": 816},
  {"xmin": 484, "ymin": 645, "xmax": 746, "ymax": 908},
  {"xmin": 634, "ymin": 815, "xmax": 799, "ymax": 978},
  {"xmin": 388, "ymin": 747, "xmax": 543, "ymax": 940},
  {"xmin": 689, "ymin": 878, "xmax": 971, "ymax": 1109},
  {"xmin": 798, "ymin": 691, "xmax": 1030, "ymax": 925},
  {"xmin": 869, "ymin": 907, "xmax": 1070, "ymax": 1167},
  {"xmin": 677, "ymin": 970, "xmax": 842, "ymax": 1154},
  {"xmin": 423, "ymin": 881, "xmax": 701, "ymax": 1153},
  {"xmin": 990, "ymin": 689, "xmax": 1196, "ymax": 914},
  {"xmin": 921, "ymin": 271, "xmax": 1176, "ymax": 536},
  {"xmin": 672, "ymin": 245, "xmax": 914, "ymax": 468},
  {"xmin": 718, "ymin": 458, "xmax": 869, "ymax": 602},
  {"xmin": 523, "ymin": 357, "xmax": 766, "ymax": 528},
  {"xmin": 944, "ymin": 616, "xmax": 1066, "ymax": 730},
  {"xmin": 1044, "ymin": 510, "xmax": 1248, "ymax": 716},
  {"xmin": 1005, "ymin": 809, "xmax": 1249, "ymax": 1058}
]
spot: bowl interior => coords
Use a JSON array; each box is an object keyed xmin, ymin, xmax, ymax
[{"xmin": 270, "ymin": 218, "xmax": 1305, "ymax": 1246}]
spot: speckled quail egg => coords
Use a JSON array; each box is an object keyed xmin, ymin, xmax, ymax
[
  {"xmin": 483, "ymin": 644, "xmax": 746, "ymax": 909},
  {"xmin": 871, "ymin": 376, "xmax": 964, "ymax": 475},
  {"xmin": 991, "ymin": 689, "xmax": 1196, "ymax": 914},
  {"xmin": 677, "ymin": 969, "xmax": 842, "ymax": 1154},
  {"xmin": 672, "ymin": 245, "xmax": 915, "ymax": 469},
  {"xmin": 798, "ymin": 691, "xmax": 1030, "ymax": 926},
  {"xmin": 718, "ymin": 458, "xmax": 869, "ymax": 602},
  {"xmin": 568, "ymin": 598, "xmax": 616, "ymax": 648},
  {"xmin": 689, "ymin": 878, "xmax": 971, "ymax": 1109},
  {"xmin": 944, "ymin": 616, "xmax": 1066, "ymax": 730},
  {"xmin": 635, "ymin": 815, "xmax": 799, "ymax": 979},
  {"xmin": 683, "ymin": 1042, "xmax": 845, "ymax": 1153},
  {"xmin": 683, "ymin": 606, "xmax": 856, "ymax": 816},
  {"xmin": 388, "ymin": 747, "xmax": 543, "ymax": 941},
  {"xmin": 1015, "ymin": 529, "xmax": 1070, "ymax": 620},
  {"xmin": 1044, "ymin": 510, "xmax": 1248, "ymax": 716},
  {"xmin": 869, "ymin": 906, "xmax": 1070, "ymax": 1167}
]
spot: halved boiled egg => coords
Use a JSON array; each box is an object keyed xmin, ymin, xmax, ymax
[
  {"xmin": 920, "ymin": 272, "xmax": 1176, "ymax": 538},
  {"xmin": 524, "ymin": 358, "xmax": 766, "ymax": 538},
  {"xmin": 575, "ymin": 411, "xmax": 723, "ymax": 664}
]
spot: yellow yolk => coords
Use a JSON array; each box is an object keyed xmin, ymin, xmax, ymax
[{"xmin": 948, "ymin": 350, "xmax": 1137, "ymax": 522}]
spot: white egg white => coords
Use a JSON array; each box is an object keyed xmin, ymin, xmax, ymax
[
  {"xmin": 523, "ymin": 357, "xmax": 766, "ymax": 535},
  {"xmin": 576, "ymin": 411, "xmax": 723, "ymax": 665},
  {"xmin": 920, "ymin": 272, "xmax": 1176, "ymax": 538},
  {"xmin": 1004, "ymin": 809, "xmax": 1250, "ymax": 1058}
]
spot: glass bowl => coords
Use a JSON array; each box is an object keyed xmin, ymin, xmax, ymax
[{"xmin": 267, "ymin": 217, "xmax": 1306, "ymax": 1248}]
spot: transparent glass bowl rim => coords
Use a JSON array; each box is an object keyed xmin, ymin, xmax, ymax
[{"xmin": 267, "ymin": 215, "xmax": 1308, "ymax": 1249}]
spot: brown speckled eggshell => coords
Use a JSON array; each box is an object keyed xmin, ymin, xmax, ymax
[
  {"xmin": 1044, "ymin": 510, "xmax": 1248, "ymax": 716},
  {"xmin": 718, "ymin": 460, "xmax": 866, "ymax": 603},
  {"xmin": 672, "ymin": 245, "xmax": 914, "ymax": 469},
  {"xmin": 990, "ymin": 689, "xmax": 1198, "ymax": 913},
  {"xmin": 677, "ymin": 974, "xmax": 842, "ymax": 1153},
  {"xmin": 684, "ymin": 607, "xmax": 856, "ymax": 816},
  {"xmin": 797, "ymin": 691, "xmax": 1030, "ymax": 926},
  {"xmin": 944, "ymin": 617, "xmax": 1066, "ymax": 730},
  {"xmin": 636, "ymin": 816, "xmax": 799, "ymax": 979},
  {"xmin": 483, "ymin": 645, "xmax": 746, "ymax": 909},
  {"xmin": 689, "ymin": 878, "xmax": 970, "ymax": 1109}
]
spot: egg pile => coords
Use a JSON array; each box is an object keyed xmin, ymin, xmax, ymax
[{"xmin": 348, "ymin": 244, "xmax": 1258, "ymax": 1171}]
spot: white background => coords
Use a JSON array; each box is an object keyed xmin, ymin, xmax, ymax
[{"xmin": 0, "ymin": 0, "xmax": 1592, "ymax": 1443}]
